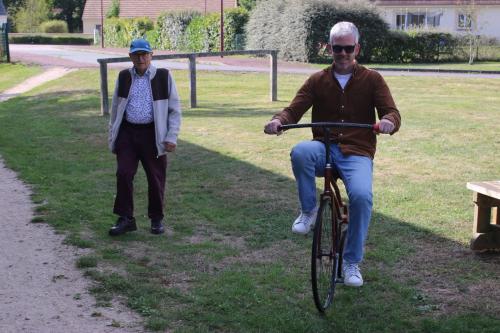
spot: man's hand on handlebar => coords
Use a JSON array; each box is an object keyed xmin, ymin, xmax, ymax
[
  {"xmin": 264, "ymin": 119, "xmax": 283, "ymax": 135},
  {"xmin": 378, "ymin": 119, "xmax": 395, "ymax": 134}
]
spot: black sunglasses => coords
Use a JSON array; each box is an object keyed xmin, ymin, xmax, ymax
[{"xmin": 331, "ymin": 44, "xmax": 356, "ymax": 54}]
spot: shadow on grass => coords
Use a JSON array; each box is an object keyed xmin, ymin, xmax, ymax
[{"xmin": 0, "ymin": 90, "xmax": 499, "ymax": 332}]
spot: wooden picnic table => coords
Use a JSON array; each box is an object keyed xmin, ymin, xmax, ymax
[{"xmin": 466, "ymin": 181, "xmax": 500, "ymax": 251}]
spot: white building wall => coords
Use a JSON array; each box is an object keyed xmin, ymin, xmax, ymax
[
  {"xmin": 476, "ymin": 8, "xmax": 500, "ymax": 40},
  {"xmin": 83, "ymin": 19, "xmax": 100, "ymax": 34},
  {"xmin": 377, "ymin": 5, "xmax": 500, "ymax": 40},
  {"xmin": 0, "ymin": 15, "xmax": 6, "ymax": 25}
]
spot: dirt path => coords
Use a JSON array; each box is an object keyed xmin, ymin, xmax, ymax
[{"xmin": 0, "ymin": 69, "xmax": 143, "ymax": 332}]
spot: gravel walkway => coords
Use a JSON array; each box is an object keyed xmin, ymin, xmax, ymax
[{"xmin": 0, "ymin": 69, "xmax": 142, "ymax": 332}]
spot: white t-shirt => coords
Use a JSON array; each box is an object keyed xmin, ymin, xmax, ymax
[{"xmin": 334, "ymin": 72, "xmax": 352, "ymax": 89}]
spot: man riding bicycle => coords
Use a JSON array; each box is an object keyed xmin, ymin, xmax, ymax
[{"xmin": 264, "ymin": 21, "xmax": 401, "ymax": 287}]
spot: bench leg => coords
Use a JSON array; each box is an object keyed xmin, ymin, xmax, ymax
[{"xmin": 470, "ymin": 193, "xmax": 500, "ymax": 251}]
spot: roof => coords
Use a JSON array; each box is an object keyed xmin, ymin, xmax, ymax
[
  {"xmin": 0, "ymin": 0, "xmax": 7, "ymax": 16},
  {"xmin": 83, "ymin": 0, "xmax": 237, "ymax": 20},
  {"xmin": 374, "ymin": 0, "xmax": 500, "ymax": 5}
]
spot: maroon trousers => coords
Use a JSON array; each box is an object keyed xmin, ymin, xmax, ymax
[{"xmin": 113, "ymin": 120, "xmax": 167, "ymax": 220}]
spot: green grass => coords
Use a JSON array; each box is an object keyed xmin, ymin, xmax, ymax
[
  {"xmin": 365, "ymin": 61, "xmax": 500, "ymax": 71},
  {"xmin": 0, "ymin": 63, "xmax": 43, "ymax": 92},
  {"xmin": 0, "ymin": 65, "xmax": 499, "ymax": 332},
  {"xmin": 309, "ymin": 61, "xmax": 500, "ymax": 72}
]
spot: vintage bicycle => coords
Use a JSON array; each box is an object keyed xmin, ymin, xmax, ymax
[{"xmin": 279, "ymin": 122, "xmax": 380, "ymax": 313}]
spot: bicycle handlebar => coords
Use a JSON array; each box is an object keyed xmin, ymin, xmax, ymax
[{"xmin": 279, "ymin": 122, "xmax": 380, "ymax": 132}]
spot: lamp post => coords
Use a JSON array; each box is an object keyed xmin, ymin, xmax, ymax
[{"xmin": 100, "ymin": 0, "xmax": 104, "ymax": 48}]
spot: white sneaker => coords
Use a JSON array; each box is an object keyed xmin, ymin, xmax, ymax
[
  {"xmin": 291, "ymin": 208, "xmax": 318, "ymax": 235},
  {"xmin": 343, "ymin": 262, "xmax": 363, "ymax": 287}
]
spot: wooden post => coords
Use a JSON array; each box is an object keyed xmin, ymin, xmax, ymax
[
  {"xmin": 188, "ymin": 54, "xmax": 197, "ymax": 108},
  {"xmin": 99, "ymin": 60, "xmax": 109, "ymax": 116},
  {"xmin": 473, "ymin": 192, "xmax": 492, "ymax": 233},
  {"xmin": 270, "ymin": 50, "xmax": 277, "ymax": 101}
]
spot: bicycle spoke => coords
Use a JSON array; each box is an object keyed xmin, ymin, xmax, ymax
[{"xmin": 311, "ymin": 198, "xmax": 339, "ymax": 312}]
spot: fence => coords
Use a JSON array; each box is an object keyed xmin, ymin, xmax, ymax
[
  {"xmin": 97, "ymin": 49, "xmax": 278, "ymax": 115},
  {"xmin": 0, "ymin": 23, "xmax": 10, "ymax": 63}
]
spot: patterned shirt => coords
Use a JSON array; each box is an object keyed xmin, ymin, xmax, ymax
[{"xmin": 125, "ymin": 68, "xmax": 154, "ymax": 124}]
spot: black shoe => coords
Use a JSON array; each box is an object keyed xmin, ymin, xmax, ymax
[
  {"xmin": 109, "ymin": 216, "xmax": 137, "ymax": 236},
  {"xmin": 150, "ymin": 219, "xmax": 165, "ymax": 235}
]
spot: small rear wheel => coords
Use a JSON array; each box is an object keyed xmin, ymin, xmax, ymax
[{"xmin": 311, "ymin": 197, "xmax": 340, "ymax": 312}]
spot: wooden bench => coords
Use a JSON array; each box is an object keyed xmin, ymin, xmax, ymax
[{"xmin": 466, "ymin": 181, "xmax": 500, "ymax": 251}]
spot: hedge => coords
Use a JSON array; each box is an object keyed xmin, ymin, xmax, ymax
[
  {"xmin": 104, "ymin": 17, "xmax": 155, "ymax": 48},
  {"xmin": 9, "ymin": 33, "xmax": 93, "ymax": 45},
  {"xmin": 184, "ymin": 8, "xmax": 249, "ymax": 52},
  {"xmin": 246, "ymin": 0, "xmax": 388, "ymax": 63},
  {"xmin": 103, "ymin": 9, "xmax": 248, "ymax": 52},
  {"xmin": 156, "ymin": 11, "xmax": 200, "ymax": 51},
  {"xmin": 39, "ymin": 20, "xmax": 69, "ymax": 33}
]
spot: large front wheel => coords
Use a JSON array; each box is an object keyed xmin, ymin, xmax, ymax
[{"xmin": 311, "ymin": 197, "xmax": 340, "ymax": 312}]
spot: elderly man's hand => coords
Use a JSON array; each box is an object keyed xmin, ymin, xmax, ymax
[
  {"xmin": 164, "ymin": 142, "xmax": 176, "ymax": 152},
  {"xmin": 378, "ymin": 119, "xmax": 395, "ymax": 134},
  {"xmin": 264, "ymin": 119, "xmax": 283, "ymax": 135}
]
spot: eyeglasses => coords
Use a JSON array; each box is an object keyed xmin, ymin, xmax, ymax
[{"xmin": 331, "ymin": 44, "xmax": 356, "ymax": 54}]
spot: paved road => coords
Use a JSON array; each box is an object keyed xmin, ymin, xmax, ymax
[
  {"xmin": 10, "ymin": 44, "xmax": 500, "ymax": 78},
  {"xmin": 10, "ymin": 44, "xmax": 318, "ymax": 74}
]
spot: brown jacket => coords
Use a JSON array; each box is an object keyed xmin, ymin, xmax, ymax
[{"xmin": 272, "ymin": 63, "xmax": 401, "ymax": 159}]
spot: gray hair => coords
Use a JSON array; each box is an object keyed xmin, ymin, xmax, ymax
[{"xmin": 329, "ymin": 21, "xmax": 360, "ymax": 44}]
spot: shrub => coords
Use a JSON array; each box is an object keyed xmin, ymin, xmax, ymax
[
  {"xmin": 185, "ymin": 14, "xmax": 219, "ymax": 52},
  {"xmin": 184, "ymin": 8, "xmax": 249, "ymax": 52},
  {"xmin": 39, "ymin": 20, "xmax": 69, "ymax": 33},
  {"xmin": 103, "ymin": 18, "xmax": 128, "ymax": 47},
  {"xmin": 104, "ymin": 17, "xmax": 154, "ymax": 48},
  {"xmin": 223, "ymin": 8, "xmax": 249, "ymax": 50},
  {"xmin": 13, "ymin": 0, "xmax": 50, "ymax": 33},
  {"xmin": 156, "ymin": 10, "xmax": 201, "ymax": 51},
  {"xmin": 246, "ymin": 0, "xmax": 388, "ymax": 63},
  {"xmin": 9, "ymin": 33, "xmax": 93, "ymax": 45},
  {"xmin": 106, "ymin": 0, "xmax": 120, "ymax": 19},
  {"xmin": 372, "ymin": 30, "xmax": 461, "ymax": 63}
]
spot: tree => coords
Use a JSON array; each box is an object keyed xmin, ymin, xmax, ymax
[
  {"xmin": 14, "ymin": 0, "xmax": 50, "ymax": 32},
  {"xmin": 106, "ymin": 0, "xmax": 120, "ymax": 18},
  {"xmin": 51, "ymin": 0, "xmax": 85, "ymax": 32},
  {"xmin": 456, "ymin": 0, "xmax": 480, "ymax": 64}
]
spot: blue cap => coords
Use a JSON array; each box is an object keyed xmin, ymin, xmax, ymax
[{"xmin": 129, "ymin": 38, "xmax": 152, "ymax": 53}]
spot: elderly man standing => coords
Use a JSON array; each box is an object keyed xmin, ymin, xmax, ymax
[
  {"xmin": 264, "ymin": 22, "xmax": 401, "ymax": 287},
  {"xmin": 108, "ymin": 38, "xmax": 181, "ymax": 236}
]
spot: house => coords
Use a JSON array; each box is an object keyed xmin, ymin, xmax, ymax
[
  {"xmin": 373, "ymin": 0, "xmax": 500, "ymax": 40},
  {"xmin": 82, "ymin": 0, "xmax": 237, "ymax": 34},
  {"xmin": 0, "ymin": 0, "xmax": 7, "ymax": 26}
]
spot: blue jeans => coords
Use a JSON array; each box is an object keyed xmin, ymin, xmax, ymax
[{"xmin": 291, "ymin": 140, "xmax": 373, "ymax": 264}]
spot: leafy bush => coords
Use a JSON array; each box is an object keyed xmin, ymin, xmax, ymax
[
  {"xmin": 185, "ymin": 14, "xmax": 219, "ymax": 52},
  {"xmin": 104, "ymin": 17, "xmax": 154, "ymax": 47},
  {"xmin": 103, "ymin": 18, "xmax": 129, "ymax": 47},
  {"xmin": 127, "ymin": 17, "xmax": 154, "ymax": 40},
  {"xmin": 39, "ymin": 20, "xmax": 69, "ymax": 33},
  {"xmin": 106, "ymin": 0, "xmax": 120, "ymax": 19},
  {"xmin": 9, "ymin": 33, "xmax": 93, "ymax": 45},
  {"xmin": 156, "ymin": 10, "xmax": 200, "ymax": 51},
  {"xmin": 184, "ymin": 8, "xmax": 249, "ymax": 52},
  {"xmin": 13, "ymin": 0, "xmax": 50, "ymax": 33},
  {"xmin": 223, "ymin": 8, "xmax": 249, "ymax": 50},
  {"xmin": 246, "ymin": 0, "xmax": 388, "ymax": 63},
  {"xmin": 371, "ymin": 30, "xmax": 461, "ymax": 63}
]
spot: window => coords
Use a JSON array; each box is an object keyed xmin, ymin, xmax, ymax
[
  {"xmin": 458, "ymin": 13, "xmax": 472, "ymax": 30},
  {"xmin": 396, "ymin": 11, "xmax": 441, "ymax": 30}
]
